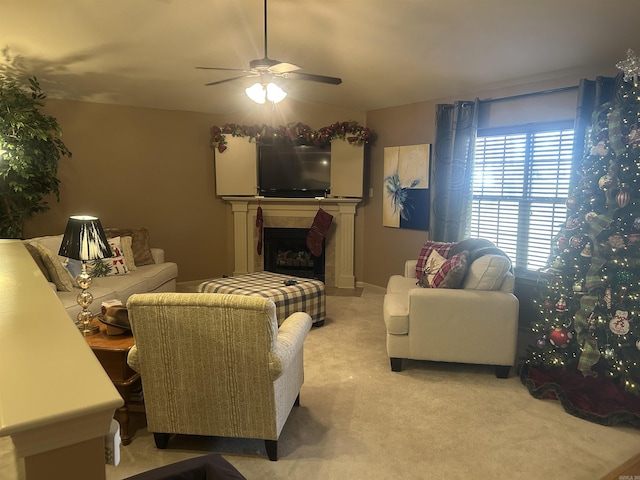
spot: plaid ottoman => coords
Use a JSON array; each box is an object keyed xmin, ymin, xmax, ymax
[{"xmin": 197, "ymin": 271, "xmax": 326, "ymax": 326}]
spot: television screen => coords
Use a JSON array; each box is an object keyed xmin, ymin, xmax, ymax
[{"xmin": 258, "ymin": 144, "xmax": 331, "ymax": 197}]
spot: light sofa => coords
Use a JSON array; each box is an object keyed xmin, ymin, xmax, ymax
[
  {"xmin": 383, "ymin": 239, "xmax": 519, "ymax": 378},
  {"xmin": 24, "ymin": 231, "xmax": 178, "ymax": 321}
]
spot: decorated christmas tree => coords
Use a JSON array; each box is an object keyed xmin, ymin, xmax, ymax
[{"xmin": 521, "ymin": 51, "xmax": 640, "ymax": 410}]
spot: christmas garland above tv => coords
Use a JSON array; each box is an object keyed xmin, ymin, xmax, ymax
[{"xmin": 210, "ymin": 121, "xmax": 375, "ymax": 153}]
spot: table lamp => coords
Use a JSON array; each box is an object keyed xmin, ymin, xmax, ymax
[{"xmin": 58, "ymin": 215, "xmax": 112, "ymax": 336}]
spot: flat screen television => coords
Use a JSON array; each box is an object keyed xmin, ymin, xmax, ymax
[{"xmin": 258, "ymin": 144, "xmax": 331, "ymax": 197}]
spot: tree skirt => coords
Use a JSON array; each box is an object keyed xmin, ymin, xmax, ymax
[{"xmin": 520, "ymin": 365, "xmax": 640, "ymax": 427}]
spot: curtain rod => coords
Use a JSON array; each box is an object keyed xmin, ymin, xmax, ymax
[{"xmin": 478, "ymin": 84, "xmax": 579, "ymax": 104}]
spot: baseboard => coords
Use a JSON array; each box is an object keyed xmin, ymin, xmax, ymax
[{"xmin": 356, "ymin": 281, "xmax": 386, "ymax": 293}]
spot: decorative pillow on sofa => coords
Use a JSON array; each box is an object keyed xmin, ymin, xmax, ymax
[
  {"xmin": 33, "ymin": 243, "xmax": 73, "ymax": 292},
  {"xmin": 23, "ymin": 242, "xmax": 52, "ymax": 282},
  {"xmin": 101, "ymin": 236, "xmax": 130, "ymax": 276},
  {"xmin": 417, "ymin": 249, "xmax": 447, "ymax": 287},
  {"xmin": 415, "ymin": 241, "xmax": 455, "ymax": 280},
  {"xmin": 430, "ymin": 250, "xmax": 468, "ymax": 288},
  {"xmin": 104, "ymin": 228, "xmax": 155, "ymax": 266},
  {"xmin": 418, "ymin": 250, "xmax": 468, "ymax": 288},
  {"xmin": 120, "ymin": 236, "xmax": 137, "ymax": 271}
]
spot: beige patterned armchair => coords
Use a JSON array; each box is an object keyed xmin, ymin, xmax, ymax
[{"xmin": 126, "ymin": 292, "xmax": 312, "ymax": 461}]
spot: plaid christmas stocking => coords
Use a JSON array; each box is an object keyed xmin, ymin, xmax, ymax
[{"xmin": 306, "ymin": 208, "xmax": 333, "ymax": 257}]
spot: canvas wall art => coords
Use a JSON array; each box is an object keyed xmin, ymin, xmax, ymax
[{"xmin": 383, "ymin": 144, "xmax": 430, "ymax": 230}]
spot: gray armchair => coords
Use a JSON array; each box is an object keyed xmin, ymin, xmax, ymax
[{"xmin": 126, "ymin": 292, "xmax": 312, "ymax": 461}]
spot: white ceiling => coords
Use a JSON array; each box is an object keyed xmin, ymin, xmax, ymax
[{"xmin": 2, "ymin": 0, "xmax": 639, "ymax": 115}]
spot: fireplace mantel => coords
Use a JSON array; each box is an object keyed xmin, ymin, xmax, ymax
[{"xmin": 223, "ymin": 197, "xmax": 361, "ymax": 288}]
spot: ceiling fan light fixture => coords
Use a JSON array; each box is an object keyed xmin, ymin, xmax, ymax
[
  {"xmin": 246, "ymin": 82, "xmax": 286, "ymax": 104},
  {"xmin": 266, "ymin": 82, "xmax": 286, "ymax": 103},
  {"xmin": 246, "ymin": 83, "xmax": 266, "ymax": 104}
]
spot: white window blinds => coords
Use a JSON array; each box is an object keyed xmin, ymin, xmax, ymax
[{"xmin": 470, "ymin": 122, "xmax": 574, "ymax": 273}]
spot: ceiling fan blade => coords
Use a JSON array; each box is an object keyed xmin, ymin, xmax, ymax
[
  {"xmin": 204, "ymin": 74, "xmax": 252, "ymax": 86},
  {"xmin": 269, "ymin": 62, "xmax": 301, "ymax": 74},
  {"xmin": 196, "ymin": 66, "xmax": 250, "ymax": 73},
  {"xmin": 286, "ymin": 72, "xmax": 342, "ymax": 85}
]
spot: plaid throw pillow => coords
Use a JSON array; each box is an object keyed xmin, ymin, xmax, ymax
[
  {"xmin": 415, "ymin": 241, "xmax": 454, "ymax": 279},
  {"xmin": 430, "ymin": 251, "xmax": 468, "ymax": 288}
]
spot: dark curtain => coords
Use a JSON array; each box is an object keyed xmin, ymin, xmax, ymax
[{"xmin": 430, "ymin": 100, "xmax": 479, "ymax": 242}]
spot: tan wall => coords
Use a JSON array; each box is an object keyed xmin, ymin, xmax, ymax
[
  {"xmin": 360, "ymin": 69, "xmax": 616, "ymax": 288},
  {"xmin": 23, "ymin": 68, "xmax": 616, "ymax": 287},
  {"xmin": 24, "ymin": 98, "xmax": 364, "ymax": 283}
]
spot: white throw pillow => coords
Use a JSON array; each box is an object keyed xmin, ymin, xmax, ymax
[
  {"xmin": 420, "ymin": 249, "xmax": 446, "ymax": 287},
  {"xmin": 462, "ymin": 254, "xmax": 510, "ymax": 290},
  {"xmin": 101, "ymin": 236, "xmax": 130, "ymax": 276}
]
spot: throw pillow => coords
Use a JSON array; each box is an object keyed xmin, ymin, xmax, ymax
[
  {"xmin": 101, "ymin": 236, "xmax": 130, "ymax": 276},
  {"xmin": 120, "ymin": 235, "xmax": 137, "ymax": 271},
  {"xmin": 415, "ymin": 241, "xmax": 454, "ymax": 280},
  {"xmin": 34, "ymin": 243, "xmax": 74, "ymax": 292},
  {"xmin": 430, "ymin": 250, "xmax": 468, "ymax": 288},
  {"xmin": 23, "ymin": 242, "xmax": 52, "ymax": 282},
  {"xmin": 417, "ymin": 249, "xmax": 447, "ymax": 288},
  {"xmin": 104, "ymin": 227, "xmax": 155, "ymax": 266}
]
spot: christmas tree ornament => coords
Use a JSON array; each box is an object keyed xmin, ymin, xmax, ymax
[
  {"xmin": 615, "ymin": 48, "xmax": 640, "ymax": 83},
  {"xmin": 569, "ymin": 235, "xmax": 586, "ymax": 249},
  {"xmin": 548, "ymin": 327, "xmax": 573, "ymax": 348},
  {"xmin": 536, "ymin": 337, "xmax": 546, "ymax": 348},
  {"xmin": 603, "ymin": 346, "xmax": 616, "ymax": 360},
  {"xmin": 609, "ymin": 234, "xmax": 625, "ymax": 249},
  {"xmin": 565, "ymin": 216, "xmax": 581, "ymax": 231},
  {"xmin": 605, "ymin": 288, "xmax": 612, "ymax": 309},
  {"xmin": 610, "ymin": 310, "xmax": 631, "ymax": 335},
  {"xmin": 549, "ymin": 256, "xmax": 564, "ymax": 273},
  {"xmin": 557, "ymin": 235, "xmax": 568, "ymax": 249},
  {"xmin": 573, "ymin": 280, "xmax": 584, "ymax": 293},
  {"xmin": 585, "ymin": 211, "xmax": 598, "ymax": 223},
  {"xmin": 555, "ymin": 296, "xmax": 567, "ymax": 312},
  {"xmin": 617, "ymin": 189, "xmax": 631, "ymax": 208},
  {"xmin": 590, "ymin": 140, "xmax": 609, "ymax": 157},
  {"xmin": 580, "ymin": 241, "xmax": 593, "ymax": 257},
  {"xmin": 628, "ymin": 125, "xmax": 640, "ymax": 146},
  {"xmin": 566, "ymin": 196, "xmax": 577, "ymax": 211},
  {"xmin": 598, "ymin": 174, "xmax": 617, "ymax": 191}
]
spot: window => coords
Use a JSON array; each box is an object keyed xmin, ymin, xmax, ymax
[{"xmin": 469, "ymin": 121, "xmax": 574, "ymax": 274}]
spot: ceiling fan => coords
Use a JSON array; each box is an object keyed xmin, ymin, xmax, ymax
[{"xmin": 196, "ymin": 0, "xmax": 342, "ymax": 102}]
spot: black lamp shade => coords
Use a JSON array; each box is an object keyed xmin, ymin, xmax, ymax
[{"xmin": 58, "ymin": 215, "xmax": 113, "ymax": 261}]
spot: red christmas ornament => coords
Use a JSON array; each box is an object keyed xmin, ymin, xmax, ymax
[{"xmin": 548, "ymin": 327, "xmax": 573, "ymax": 348}]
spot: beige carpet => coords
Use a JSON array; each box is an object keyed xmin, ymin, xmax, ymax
[{"xmin": 105, "ymin": 288, "xmax": 640, "ymax": 480}]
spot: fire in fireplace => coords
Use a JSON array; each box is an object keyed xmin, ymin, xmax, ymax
[{"xmin": 263, "ymin": 227, "xmax": 325, "ymax": 282}]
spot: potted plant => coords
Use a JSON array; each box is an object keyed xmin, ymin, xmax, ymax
[{"xmin": 0, "ymin": 75, "xmax": 71, "ymax": 238}]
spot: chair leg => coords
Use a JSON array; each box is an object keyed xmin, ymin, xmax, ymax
[
  {"xmin": 294, "ymin": 394, "xmax": 300, "ymax": 406},
  {"xmin": 265, "ymin": 440, "xmax": 278, "ymax": 461},
  {"xmin": 153, "ymin": 433, "xmax": 170, "ymax": 449},
  {"xmin": 390, "ymin": 357, "xmax": 403, "ymax": 372},
  {"xmin": 495, "ymin": 365, "xmax": 511, "ymax": 379}
]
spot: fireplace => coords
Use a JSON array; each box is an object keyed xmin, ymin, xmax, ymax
[
  {"xmin": 263, "ymin": 228, "xmax": 325, "ymax": 282},
  {"xmin": 223, "ymin": 197, "xmax": 360, "ymax": 289}
]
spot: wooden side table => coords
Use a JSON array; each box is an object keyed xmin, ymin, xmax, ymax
[{"xmin": 85, "ymin": 320, "xmax": 142, "ymax": 445}]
